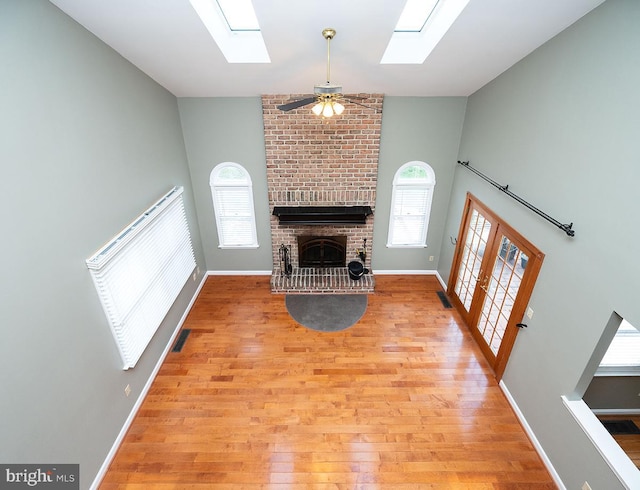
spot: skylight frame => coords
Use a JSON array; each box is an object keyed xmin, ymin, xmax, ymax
[
  {"xmin": 394, "ymin": 0, "xmax": 441, "ymax": 33},
  {"xmin": 189, "ymin": 0, "xmax": 270, "ymax": 63},
  {"xmin": 381, "ymin": 0, "xmax": 471, "ymax": 64},
  {"xmin": 215, "ymin": 0, "xmax": 260, "ymax": 31}
]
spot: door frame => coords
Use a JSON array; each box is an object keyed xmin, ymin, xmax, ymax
[{"xmin": 447, "ymin": 193, "xmax": 545, "ymax": 380}]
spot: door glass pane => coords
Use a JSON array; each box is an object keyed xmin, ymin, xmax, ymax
[
  {"xmin": 477, "ymin": 236, "xmax": 527, "ymax": 355},
  {"xmin": 454, "ymin": 209, "xmax": 492, "ymax": 311}
]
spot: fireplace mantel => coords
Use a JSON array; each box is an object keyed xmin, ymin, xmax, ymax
[{"xmin": 272, "ymin": 206, "xmax": 373, "ymax": 225}]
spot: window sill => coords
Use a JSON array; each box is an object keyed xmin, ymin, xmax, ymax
[
  {"xmin": 594, "ymin": 367, "xmax": 640, "ymax": 377},
  {"xmin": 386, "ymin": 243, "xmax": 428, "ymax": 248},
  {"xmin": 218, "ymin": 244, "xmax": 259, "ymax": 250}
]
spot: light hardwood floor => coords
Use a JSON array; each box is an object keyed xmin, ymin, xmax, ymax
[
  {"xmin": 99, "ymin": 275, "xmax": 556, "ymax": 489},
  {"xmin": 596, "ymin": 414, "xmax": 640, "ymax": 468}
]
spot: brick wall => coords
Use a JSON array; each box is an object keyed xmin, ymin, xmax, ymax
[{"xmin": 262, "ymin": 94, "xmax": 383, "ymax": 273}]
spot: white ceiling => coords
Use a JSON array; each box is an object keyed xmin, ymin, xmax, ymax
[{"xmin": 49, "ymin": 0, "xmax": 606, "ymax": 98}]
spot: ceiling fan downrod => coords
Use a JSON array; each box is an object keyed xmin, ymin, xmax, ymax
[{"xmin": 322, "ymin": 28, "xmax": 336, "ymax": 85}]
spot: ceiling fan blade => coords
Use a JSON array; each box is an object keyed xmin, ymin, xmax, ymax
[
  {"xmin": 343, "ymin": 97, "xmax": 381, "ymax": 113},
  {"xmin": 277, "ymin": 97, "xmax": 317, "ymax": 112}
]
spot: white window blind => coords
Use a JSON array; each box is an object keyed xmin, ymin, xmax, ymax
[
  {"xmin": 210, "ymin": 162, "xmax": 258, "ymax": 248},
  {"xmin": 387, "ymin": 162, "xmax": 435, "ymax": 247},
  {"xmin": 86, "ymin": 187, "xmax": 196, "ymax": 370},
  {"xmin": 597, "ymin": 319, "xmax": 640, "ymax": 375}
]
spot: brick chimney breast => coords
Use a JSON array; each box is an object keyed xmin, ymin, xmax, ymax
[{"xmin": 262, "ymin": 94, "xmax": 383, "ymax": 281}]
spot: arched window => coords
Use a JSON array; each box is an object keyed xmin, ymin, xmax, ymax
[
  {"xmin": 210, "ymin": 162, "xmax": 258, "ymax": 248},
  {"xmin": 387, "ymin": 161, "xmax": 436, "ymax": 247}
]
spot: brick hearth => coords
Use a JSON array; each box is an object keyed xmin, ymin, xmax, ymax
[{"xmin": 271, "ymin": 267, "xmax": 375, "ymax": 294}]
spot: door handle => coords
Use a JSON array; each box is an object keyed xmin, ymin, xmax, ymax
[{"xmin": 479, "ymin": 275, "xmax": 489, "ymax": 292}]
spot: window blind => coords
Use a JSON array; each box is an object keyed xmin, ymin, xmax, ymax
[
  {"xmin": 86, "ymin": 187, "xmax": 196, "ymax": 370},
  {"xmin": 598, "ymin": 320, "xmax": 640, "ymax": 374},
  {"xmin": 209, "ymin": 162, "xmax": 258, "ymax": 248},
  {"xmin": 213, "ymin": 186, "xmax": 256, "ymax": 246},
  {"xmin": 388, "ymin": 185, "xmax": 431, "ymax": 246}
]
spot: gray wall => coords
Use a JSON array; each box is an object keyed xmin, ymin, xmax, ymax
[
  {"xmin": 373, "ymin": 97, "xmax": 467, "ymax": 271},
  {"xmin": 0, "ymin": 2, "xmax": 205, "ymax": 487},
  {"xmin": 178, "ymin": 98, "xmax": 273, "ymax": 271},
  {"xmin": 438, "ymin": 0, "xmax": 640, "ymax": 488},
  {"xmin": 584, "ymin": 376, "xmax": 640, "ymax": 410},
  {"xmin": 177, "ymin": 96, "xmax": 467, "ymax": 273}
]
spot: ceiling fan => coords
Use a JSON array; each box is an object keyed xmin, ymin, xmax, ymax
[{"xmin": 277, "ymin": 28, "xmax": 372, "ymax": 118}]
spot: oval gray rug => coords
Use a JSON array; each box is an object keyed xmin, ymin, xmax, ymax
[{"xmin": 285, "ymin": 294, "xmax": 368, "ymax": 332}]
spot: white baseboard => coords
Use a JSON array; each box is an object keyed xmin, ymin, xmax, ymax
[
  {"xmin": 500, "ymin": 380, "xmax": 566, "ymax": 490},
  {"xmin": 90, "ymin": 273, "xmax": 208, "ymax": 490},
  {"xmin": 372, "ymin": 269, "xmax": 437, "ymax": 275},
  {"xmin": 372, "ymin": 269, "xmax": 447, "ymax": 290},
  {"xmin": 208, "ymin": 270, "xmax": 272, "ymax": 275},
  {"xmin": 206, "ymin": 269, "xmax": 448, "ymax": 289}
]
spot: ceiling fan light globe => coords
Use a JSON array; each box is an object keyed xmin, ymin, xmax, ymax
[
  {"xmin": 322, "ymin": 103, "xmax": 334, "ymax": 118},
  {"xmin": 312, "ymin": 102, "xmax": 324, "ymax": 116},
  {"xmin": 333, "ymin": 101, "xmax": 345, "ymax": 115}
]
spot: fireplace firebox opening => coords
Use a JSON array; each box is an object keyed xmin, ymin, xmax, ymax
[{"xmin": 298, "ymin": 236, "xmax": 347, "ymax": 268}]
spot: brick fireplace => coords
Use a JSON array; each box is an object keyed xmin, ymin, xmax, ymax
[{"xmin": 261, "ymin": 94, "xmax": 383, "ymax": 293}]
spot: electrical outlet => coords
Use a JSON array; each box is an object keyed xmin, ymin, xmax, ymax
[
  {"xmin": 193, "ymin": 271, "xmax": 197, "ymax": 281},
  {"xmin": 429, "ymin": 256, "xmax": 434, "ymax": 262},
  {"xmin": 124, "ymin": 384, "xmax": 131, "ymax": 397},
  {"xmin": 582, "ymin": 482, "xmax": 592, "ymax": 490},
  {"xmin": 526, "ymin": 307, "xmax": 534, "ymax": 319}
]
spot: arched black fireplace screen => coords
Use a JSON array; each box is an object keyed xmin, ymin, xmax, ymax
[{"xmin": 297, "ymin": 236, "xmax": 347, "ymax": 268}]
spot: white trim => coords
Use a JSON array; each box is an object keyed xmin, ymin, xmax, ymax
[
  {"xmin": 91, "ymin": 274, "xmax": 208, "ymax": 490},
  {"xmin": 594, "ymin": 368, "xmax": 640, "ymax": 377},
  {"xmin": 369, "ymin": 270, "xmax": 447, "ymax": 289},
  {"xmin": 562, "ymin": 396, "xmax": 640, "ymax": 489},
  {"xmin": 206, "ymin": 270, "xmax": 447, "ymax": 282},
  {"xmin": 218, "ymin": 244, "xmax": 260, "ymax": 250},
  {"xmin": 372, "ymin": 269, "xmax": 438, "ymax": 275},
  {"xmin": 591, "ymin": 409, "xmax": 640, "ymax": 416},
  {"xmin": 500, "ymin": 381, "xmax": 566, "ymax": 490},
  {"xmin": 208, "ymin": 270, "xmax": 272, "ymax": 276},
  {"xmin": 385, "ymin": 244, "xmax": 429, "ymax": 248}
]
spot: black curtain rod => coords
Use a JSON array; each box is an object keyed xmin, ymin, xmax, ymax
[{"xmin": 457, "ymin": 161, "xmax": 575, "ymax": 237}]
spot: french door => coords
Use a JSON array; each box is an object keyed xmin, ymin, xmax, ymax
[{"xmin": 447, "ymin": 193, "xmax": 544, "ymax": 379}]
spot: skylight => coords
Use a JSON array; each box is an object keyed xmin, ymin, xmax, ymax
[
  {"xmin": 215, "ymin": 0, "xmax": 259, "ymax": 31},
  {"xmin": 381, "ymin": 0, "xmax": 470, "ymax": 64},
  {"xmin": 189, "ymin": 0, "xmax": 270, "ymax": 63},
  {"xmin": 395, "ymin": 0, "xmax": 440, "ymax": 32}
]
